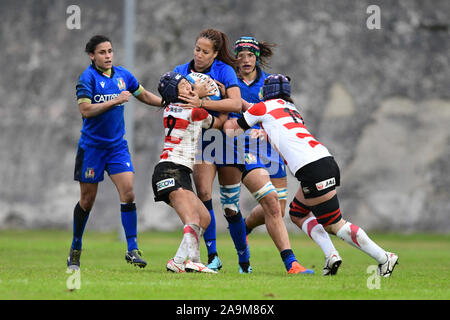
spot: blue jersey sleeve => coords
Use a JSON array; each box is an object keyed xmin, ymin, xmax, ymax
[
  {"xmin": 173, "ymin": 63, "xmax": 189, "ymax": 76},
  {"xmin": 76, "ymin": 70, "xmax": 94, "ymax": 100},
  {"xmin": 218, "ymin": 63, "xmax": 239, "ymax": 89},
  {"xmin": 121, "ymin": 68, "xmax": 140, "ymax": 94}
]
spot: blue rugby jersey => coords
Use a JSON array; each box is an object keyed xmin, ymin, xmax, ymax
[
  {"xmin": 76, "ymin": 64, "xmax": 141, "ymax": 148},
  {"xmin": 173, "ymin": 59, "xmax": 238, "ymax": 117},
  {"xmin": 234, "ymin": 66, "xmax": 270, "ymax": 128}
]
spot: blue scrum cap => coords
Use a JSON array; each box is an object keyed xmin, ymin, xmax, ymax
[
  {"xmin": 262, "ymin": 74, "xmax": 291, "ymax": 101},
  {"xmin": 158, "ymin": 71, "xmax": 186, "ymax": 104}
]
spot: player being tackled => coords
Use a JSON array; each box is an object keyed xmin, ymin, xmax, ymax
[{"xmin": 153, "ymin": 72, "xmax": 226, "ymax": 274}]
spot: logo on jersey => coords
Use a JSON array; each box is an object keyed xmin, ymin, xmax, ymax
[
  {"xmin": 315, "ymin": 177, "xmax": 336, "ymax": 191},
  {"xmin": 156, "ymin": 178, "xmax": 175, "ymax": 192},
  {"xmin": 93, "ymin": 93, "xmax": 119, "ymax": 103},
  {"xmin": 85, "ymin": 168, "xmax": 95, "ymax": 179},
  {"xmin": 117, "ymin": 78, "xmax": 126, "ymax": 90},
  {"xmin": 245, "ymin": 153, "xmax": 257, "ymax": 164},
  {"xmin": 100, "ymin": 81, "xmax": 105, "ymax": 88}
]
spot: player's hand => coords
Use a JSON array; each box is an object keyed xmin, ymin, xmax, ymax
[
  {"xmin": 115, "ymin": 91, "xmax": 132, "ymax": 104},
  {"xmin": 214, "ymin": 79, "xmax": 227, "ymax": 98},
  {"xmin": 193, "ymin": 80, "xmax": 212, "ymax": 99},
  {"xmin": 241, "ymin": 100, "xmax": 253, "ymax": 112},
  {"xmin": 250, "ymin": 129, "xmax": 267, "ymax": 141},
  {"xmin": 178, "ymin": 91, "xmax": 201, "ymax": 108}
]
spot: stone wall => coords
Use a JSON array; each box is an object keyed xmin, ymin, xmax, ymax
[{"xmin": 0, "ymin": 0, "xmax": 448, "ymax": 232}]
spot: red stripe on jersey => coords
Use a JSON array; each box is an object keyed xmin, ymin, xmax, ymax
[
  {"xmin": 296, "ymin": 132, "xmax": 314, "ymax": 139},
  {"xmin": 309, "ymin": 140, "xmax": 321, "ymax": 148},
  {"xmin": 191, "ymin": 108, "xmax": 209, "ymax": 121},
  {"xmin": 160, "ymin": 152, "xmax": 169, "ymax": 159},
  {"xmin": 163, "ymin": 147, "xmax": 174, "ymax": 152},
  {"xmin": 284, "ymin": 122, "xmax": 306, "ymax": 130},
  {"xmin": 268, "ymin": 108, "xmax": 292, "ymax": 119},
  {"xmin": 248, "ymin": 102, "xmax": 267, "ymax": 116},
  {"xmin": 165, "ymin": 136, "xmax": 182, "ymax": 144},
  {"xmin": 164, "ymin": 117, "xmax": 189, "ymax": 130}
]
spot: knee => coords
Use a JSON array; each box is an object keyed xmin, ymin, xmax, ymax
[
  {"xmin": 80, "ymin": 197, "xmax": 95, "ymax": 212},
  {"xmin": 260, "ymin": 192, "xmax": 281, "ymax": 218},
  {"xmin": 310, "ymin": 195, "xmax": 342, "ymax": 232},
  {"xmin": 121, "ymin": 189, "xmax": 135, "ymax": 204},
  {"xmin": 196, "ymin": 188, "xmax": 211, "ymax": 202},
  {"xmin": 220, "ymin": 183, "xmax": 241, "ymax": 217}
]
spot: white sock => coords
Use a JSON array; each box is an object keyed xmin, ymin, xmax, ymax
[
  {"xmin": 185, "ymin": 224, "xmax": 201, "ymax": 263},
  {"xmin": 174, "ymin": 224, "xmax": 201, "ymax": 264},
  {"xmin": 336, "ymin": 222, "xmax": 387, "ymax": 264},
  {"xmin": 302, "ymin": 216, "xmax": 336, "ymax": 257}
]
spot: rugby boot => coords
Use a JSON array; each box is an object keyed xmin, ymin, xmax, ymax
[
  {"xmin": 67, "ymin": 248, "xmax": 81, "ymax": 270},
  {"xmin": 288, "ymin": 261, "xmax": 315, "ymax": 275},
  {"xmin": 378, "ymin": 252, "xmax": 399, "ymax": 277},
  {"xmin": 125, "ymin": 249, "xmax": 147, "ymax": 268},
  {"xmin": 166, "ymin": 259, "xmax": 186, "ymax": 273},
  {"xmin": 207, "ymin": 254, "xmax": 223, "ymax": 271},
  {"xmin": 323, "ymin": 251, "xmax": 342, "ymax": 276}
]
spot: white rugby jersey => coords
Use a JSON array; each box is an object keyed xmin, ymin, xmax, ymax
[
  {"xmin": 159, "ymin": 104, "xmax": 212, "ymax": 170},
  {"xmin": 241, "ymin": 99, "xmax": 332, "ymax": 175}
]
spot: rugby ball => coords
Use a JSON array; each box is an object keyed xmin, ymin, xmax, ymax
[{"xmin": 185, "ymin": 72, "xmax": 221, "ymax": 100}]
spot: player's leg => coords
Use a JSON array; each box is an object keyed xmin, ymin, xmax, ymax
[
  {"xmin": 193, "ymin": 162, "xmax": 220, "ymax": 268},
  {"xmin": 167, "ymin": 189, "xmax": 211, "ymax": 268},
  {"xmin": 243, "ymin": 168, "xmax": 313, "ymax": 274},
  {"xmin": 109, "ymin": 170, "xmax": 146, "ymax": 268},
  {"xmin": 301, "ymin": 188, "xmax": 398, "ymax": 277},
  {"xmin": 290, "ymin": 189, "xmax": 341, "ymax": 275},
  {"xmin": 68, "ymin": 143, "xmax": 103, "ymax": 269},
  {"xmin": 245, "ymin": 176, "xmax": 287, "ymax": 234},
  {"xmin": 217, "ymin": 165, "xmax": 251, "ymax": 273},
  {"xmin": 108, "ymin": 140, "xmax": 146, "ymax": 268}
]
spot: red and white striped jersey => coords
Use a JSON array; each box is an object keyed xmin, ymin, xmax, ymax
[
  {"xmin": 242, "ymin": 99, "xmax": 332, "ymax": 175},
  {"xmin": 159, "ymin": 104, "xmax": 212, "ymax": 170}
]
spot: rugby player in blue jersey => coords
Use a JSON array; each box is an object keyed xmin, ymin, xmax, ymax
[
  {"xmin": 229, "ymin": 37, "xmax": 342, "ymax": 275},
  {"xmin": 173, "ymin": 29, "xmax": 250, "ymax": 273},
  {"xmin": 67, "ymin": 35, "xmax": 162, "ymax": 270}
]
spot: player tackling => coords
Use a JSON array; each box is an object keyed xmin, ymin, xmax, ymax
[{"xmin": 224, "ymin": 74, "xmax": 399, "ymax": 277}]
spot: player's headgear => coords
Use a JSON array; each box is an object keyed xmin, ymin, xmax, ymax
[
  {"xmin": 262, "ymin": 74, "xmax": 291, "ymax": 101},
  {"xmin": 158, "ymin": 72, "xmax": 186, "ymax": 105},
  {"xmin": 234, "ymin": 36, "xmax": 260, "ymax": 59}
]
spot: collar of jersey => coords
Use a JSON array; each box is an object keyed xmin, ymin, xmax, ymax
[
  {"xmin": 239, "ymin": 66, "xmax": 262, "ymax": 87},
  {"xmin": 189, "ymin": 59, "xmax": 213, "ymax": 74},
  {"xmin": 91, "ymin": 62, "xmax": 115, "ymax": 78}
]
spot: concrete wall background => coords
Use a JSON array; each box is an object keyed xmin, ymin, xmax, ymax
[{"xmin": 0, "ymin": 0, "xmax": 448, "ymax": 232}]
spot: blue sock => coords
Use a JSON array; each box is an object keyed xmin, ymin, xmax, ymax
[
  {"xmin": 280, "ymin": 249, "xmax": 297, "ymax": 271},
  {"xmin": 225, "ymin": 212, "xmax": 250, "ymax": 263},
  {"xmin": 121, "ymin": 203, "xmax": 138, "ymax": 252},
  {"xmin": 71, "ymin": 202, "xmax": 90, "ymax": 250},
  {"xmin": 202, "ymin": 199, "xmax": 217, "ymax": 256}
]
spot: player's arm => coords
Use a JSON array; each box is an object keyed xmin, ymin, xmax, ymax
[
  {"xmin": 78, "ymin": 91, "xmax": 131, "ymax": 118},
  {"xmin": 133, "ymin": 85, "xmax": 162, "ymax": 107},
  {"xmin": 201, "ymin": 86, "xmax": 241, "ymax": 113},
  {"xmin": 223, "ymin": 102, "xmax": 264, "ymax": 136},
  {"xmin": 210, "ymin": 112, "xmax": 228, "ymax": 129}
]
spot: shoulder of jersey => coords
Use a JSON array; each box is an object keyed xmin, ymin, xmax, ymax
[{"xmin": 247, "ymin": 101, "xmax": 267, "ymax": 116}]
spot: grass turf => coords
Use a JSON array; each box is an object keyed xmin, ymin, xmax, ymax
[{"xmin": 0, "ymin": 230, "xmax": 449, "ymax": 300}]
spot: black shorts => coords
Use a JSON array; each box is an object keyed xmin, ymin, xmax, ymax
[
  {"xmin": 152, "ymin": 162, "xmax": 193, "ymax": 204},
  {"xmin": 295, "ymin": 156, "xmax": 340, "ymax": 199}
]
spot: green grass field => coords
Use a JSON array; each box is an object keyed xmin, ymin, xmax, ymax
[{"xmin": 0, "ymin": 230, "xmax": 449, "ymax": 300}]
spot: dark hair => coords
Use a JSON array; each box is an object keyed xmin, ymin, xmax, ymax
[
  {"xmin": 258, "ymin": 41, "xmax": 277, "ymax": 69},
  {"xmin": 85, "ymin": 35, "xmax": 112, "ymax": 54},
  {"xmin": 196, "ymin": 29, "xmax": 237, "ymax": 68}
]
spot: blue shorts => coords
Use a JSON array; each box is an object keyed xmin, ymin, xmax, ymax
[{"xmin": 74, "ymin": 139, "xmax": 134, "ymax": 183}]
